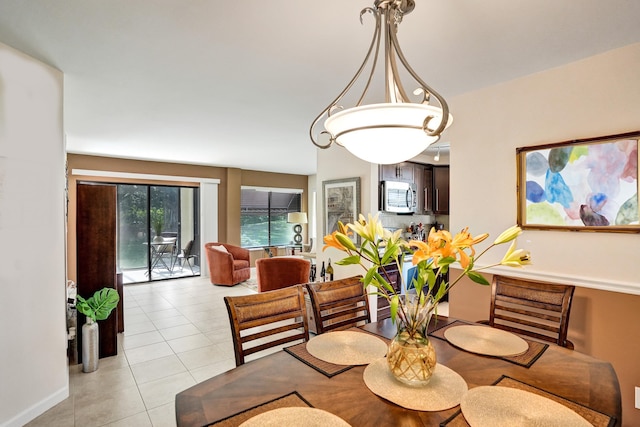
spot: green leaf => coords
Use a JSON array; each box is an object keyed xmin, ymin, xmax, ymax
[
  {"xmin": 360, "ymin": 245, "xmax": 379, "ymax": 263},
  {"xmin": 363, "ymin": 266, "xmax": 376, "ymax": 285},
  {"xmin": 390, "ymin": 295, "xmax": 399, "ymax": 322},
  {"xmin": 467, "ymin": 271, "xmax": 490, "ymax": 286},
  {"xmin": 374, "ymin": 270, "xmax": 396, "ymax": 293},
  {"xmin": 426, "ymin": 268, "xmax": 436, "ymax": 289},
  {"xmin": 438, "ymin": 256, "xmax": 456, "ymax": 267},
  {"xmin": 79, "ymin": 288, "xmax": 120, "ymax": 322},
  {"xmin": 380, "ymin": 244, "xmax": 398, "ymax": 265},
  {"xmin": 75, "ymin": 298, "xmax": 95, "ymax": 321},
  {"xmin": 336, "ymin": 255, "xmax": 360, "ymax": 266}
]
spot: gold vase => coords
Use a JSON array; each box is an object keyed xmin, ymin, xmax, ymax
[
  {"xmin": 387, "ymin": 329, "xmax": 436, "ymax": 386},
  {"xmin": 387, "ymin": 295, "xmax": 436, "ymax": 386}
]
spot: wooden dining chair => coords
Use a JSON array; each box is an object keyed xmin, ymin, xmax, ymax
[
  {"xmin": 305, "ymin": 276, "xmax": 371, "ymax": 334},
  {"xmin": 487, "ymin": 275, "xmax": 575, "ymax": 349},
  {"xmin": 224, "ymin": 285, "xmax": 309, "ymax": 366}
]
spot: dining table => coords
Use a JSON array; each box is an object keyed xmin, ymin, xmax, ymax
[
  {"xmin": 175, "ymin": 316, "xmax": 621, "ymax": 426},
  {"xmin": 146, "ymin": 240, "xmax": 177, "ymax": 273}
]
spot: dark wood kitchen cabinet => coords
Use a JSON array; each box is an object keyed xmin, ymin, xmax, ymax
[
  {"xmin": 423, "ymin": 166, "xmax": 434, "ymax": 213},
  {"xmin": 433, "ymin": 166, "xmax": 449, "ymax": 214},
  {"xmin": 380, "ymin": 163, "xmax": 414, "ymax": 183},
  {"xmin": 414, "ymin": 165, "xmax": 424, "ymax": 214}
]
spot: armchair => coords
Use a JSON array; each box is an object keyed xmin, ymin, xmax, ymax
[
  {"xmin": 255, "ymin": 257, "xmax": 310, "ymax": 292},
  {"xmin": 204, "ymin": 242, "xmax": 251, "ymax": 286}
]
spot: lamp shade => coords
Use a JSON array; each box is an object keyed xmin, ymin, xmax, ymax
[
  {"xmin": 324, "ymin": 103, "xmax": 453, "ymax": 164},
  {"xmin": 287, "ymin": 212, "xmax": 308, "ymax": 224}
]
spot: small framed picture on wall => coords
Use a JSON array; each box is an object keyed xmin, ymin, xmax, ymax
[{"xmin": 322, "ymin": 177, "xmax": 361, "ymax": 243}]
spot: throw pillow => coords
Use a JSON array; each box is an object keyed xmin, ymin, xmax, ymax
[{"xmin": 210, "ymin": 245, "xmax": 229, "ymax": 253}]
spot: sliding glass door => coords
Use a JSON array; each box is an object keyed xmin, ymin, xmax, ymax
[{"xmin": 117, "ymin": 184, "xmax": 200, "ymax": 284}]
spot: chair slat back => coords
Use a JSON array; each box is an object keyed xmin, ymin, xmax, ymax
[
  {"xmin": 306, "ymin": 276, "xmax": 370, "ymax": 334},
  {"xmin": 225, "ymin": 285, "xmax": 309, "ymax": 366},
  {"xmin": 489, "ymin": 275, "xmax": 575, "ymax": 348},
  {"xmin": 183, "ymin": 240, "xmax": 194, "ymax": 256}
]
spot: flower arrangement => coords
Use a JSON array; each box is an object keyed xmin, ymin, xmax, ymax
[{"xmin": 323, "ymin": 213, "xmax": 531, "ymax": 339}]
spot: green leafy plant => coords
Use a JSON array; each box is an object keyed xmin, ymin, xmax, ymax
[
  {"xmin": 150, "ymin": 207, "xmax": 165, "ymax": 237},
  {"xmin": 76, "ymin": 288, "xmax": 120, "ymax": 322}
]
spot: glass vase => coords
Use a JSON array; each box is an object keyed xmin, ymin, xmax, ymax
[{"xmin": 386, "ymin": 295, "xmax": 436, "ymax": 386}]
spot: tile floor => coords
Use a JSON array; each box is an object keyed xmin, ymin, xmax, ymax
[
  {"xmin": 26, "ymin": 275, "xmax": 255, "ymax": 427},
  {"xmin": 25, "ymin": 274, "xmax": 449, "ymax": 427}
]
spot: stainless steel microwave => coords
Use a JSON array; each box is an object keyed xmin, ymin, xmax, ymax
[{"xmin": 381, "ymin": 181, "xmax": 416, "ymax": 213}]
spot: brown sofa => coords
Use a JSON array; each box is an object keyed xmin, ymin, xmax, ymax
[
  {"xmin": 255, "ymin": 257, "xmax": 311, "ymax": 292},
  {"xmin": 204, "ymin": 242, "xmax": 251, "ymax": 286}
]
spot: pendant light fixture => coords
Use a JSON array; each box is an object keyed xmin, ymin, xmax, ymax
[{"xmin": 310, "ymin": 0, "xmax": 452, "ymax": 164}]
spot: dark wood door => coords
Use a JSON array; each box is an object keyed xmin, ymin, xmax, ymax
[{"xmin": 77, "ymin": 183, "xmax": 118, "ymax": 360}]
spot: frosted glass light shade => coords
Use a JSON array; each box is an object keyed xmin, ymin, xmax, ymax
[
  {"xmin": 324, "ymin": 103, "xmax": 453, "ymax": 164},
  {"xmin": 287, "ymin": 212, "xmax": 308, "ymax": 224}
]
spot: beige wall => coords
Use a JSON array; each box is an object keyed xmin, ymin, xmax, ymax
[
  {"xmin": 66, "ymin": 154, "xmax": 308, "ymax": 282},
  {"xmin": 315, "ymin": 146, "xmax": 379, "ymax": 278},
  {"xmin": 0, "ymin": 42, "xmax": 67, "ymax": 426},
  {"xmin": 447, "ymin": 42, "xmax": 640, "ymax": 426}
]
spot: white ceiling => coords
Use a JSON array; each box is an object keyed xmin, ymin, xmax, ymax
[{"xmin": 1, "ymin": 1, "xmax": 640, "ymax": 175}]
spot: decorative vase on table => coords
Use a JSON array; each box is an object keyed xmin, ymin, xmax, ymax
[
  {"xmin": 322, "ymin": 214, "xmax": 532, "ymax": 385},
  {"xmin": 387, "ymin": 295, "xmax": 436, "ymax": 386}
]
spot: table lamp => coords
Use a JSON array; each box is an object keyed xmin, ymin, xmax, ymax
[{"xmin": 287, "ymin": 212, "xmax": 308, "ymax": 245}]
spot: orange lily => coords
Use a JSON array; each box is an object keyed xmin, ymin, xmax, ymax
[
  {"xmin": 323, "ymin": 231, "xmax": 347, "ymax": 252},
  {"xmin": 450, "ymin": 228, "xmax": 489, "ymax": 268},
  {"xmin": 323, "ymin": 221, "xmax": 354, "ymax": 252}
]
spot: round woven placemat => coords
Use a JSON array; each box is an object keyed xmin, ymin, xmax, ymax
[
  {"xmin": 239, "ymin": 407, "xmax": 351, "ymax": 427},
  {"xmin": 363, "ymin": 358, "xmax": 468, "ymax": 411},
  {"xmin": 444, "ymin": 325, "xmax": 528, "ymax": 356},
  {"xmin": 460, "ymin": 386, "xmax": 592, "ymax": 427},
  {"xmin": 306, "ymin": 330, "xmax": 388, "ymax": 365}
]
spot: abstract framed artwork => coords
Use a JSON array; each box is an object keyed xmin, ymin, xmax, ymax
[
  {"xmin": 517, "ymin": 131, "xmax": 639, "ymax": 233},
  {"xmin": 323, "ymin": 177, "xmax": 361, "ymax": 243}
]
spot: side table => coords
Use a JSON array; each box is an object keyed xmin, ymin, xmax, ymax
[{"xmin": 286, "ymin": 244, "xmax": 302, "ymax": 256}]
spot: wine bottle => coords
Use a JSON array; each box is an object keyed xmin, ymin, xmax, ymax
[
  {"xmin": 320, "ymin": 261, "xmax": 326, "ymax": 282},
  {"xmin": 327, "ymin": 258, "xmax": 334, "ymax": 281}
]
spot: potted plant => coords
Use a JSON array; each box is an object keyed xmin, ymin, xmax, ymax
[
  {"xmin": 76, "ymin": 287, "xmax": 120, "ymax": 373},
  {"xmin": 150, "ymin": 207, "xmax": 165, "ymax": 242},
  {"xmin": 324, "ymin": 213, "xmax": 530, "ymax": 385}
]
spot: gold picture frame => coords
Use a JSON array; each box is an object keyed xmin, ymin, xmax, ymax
[{"xmin": 516, "ymin": 131, "xmax": 640, "ymax": 233}]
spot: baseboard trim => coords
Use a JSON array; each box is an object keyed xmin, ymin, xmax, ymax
[{"xmin": 1, "ymin": 385, "xmax": 69, "ymax": 427}]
